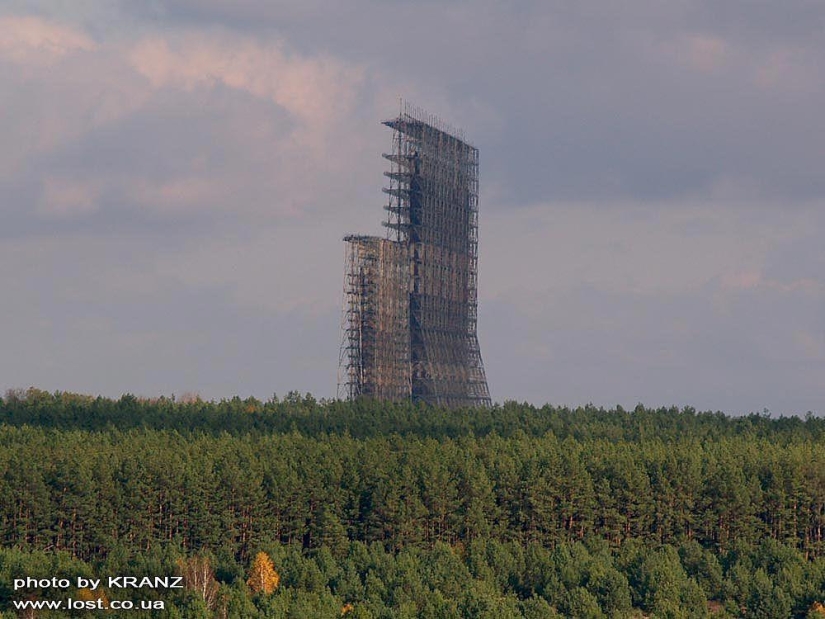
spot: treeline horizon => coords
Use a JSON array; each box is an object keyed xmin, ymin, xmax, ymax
[{"xmin": 2, "ymin": 387, "xmax": 823, "ymax": 441}]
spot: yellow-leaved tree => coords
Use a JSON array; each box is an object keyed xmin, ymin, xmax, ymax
[
  {"xmin": 76, "ymin": 587, "xmax": 109, "ymax": 607},
  {"xmin": 247, "ymin": 551, "xmax": 280, "ymax": 595}
]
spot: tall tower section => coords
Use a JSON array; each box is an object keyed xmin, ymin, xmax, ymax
[
  {"xmin": 383, "ymin": 103, "xmax": 490, "ymax": 407},
  {"xmin": 340, "ymin": 103, "xmax": 491, "ymax": 408}
]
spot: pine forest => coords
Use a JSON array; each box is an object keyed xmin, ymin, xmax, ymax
[{"xmin": 1, "ymin": 389, "xmax": 825, "ymax": 618}]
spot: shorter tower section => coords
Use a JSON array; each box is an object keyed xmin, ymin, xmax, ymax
[{"xmin": 339, "ymin": 235, "xmax": 410, "ymax": 401}]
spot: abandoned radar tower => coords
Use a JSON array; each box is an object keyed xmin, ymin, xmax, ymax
[{"xmin": 338, "ymin": 103, "xmax": 491, "ymax": 408}]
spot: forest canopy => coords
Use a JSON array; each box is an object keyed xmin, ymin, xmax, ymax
[{"xmin": 1, "ymin": 389, "xmax": 824, "ymax": 618}]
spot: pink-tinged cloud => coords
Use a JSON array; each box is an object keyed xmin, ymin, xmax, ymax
[
  {"xmin": 682, "ymin": 34, "xmax": 728, "ymax": 74},
  {"xmin": 0, "ymin": 18, "xmax": 377, "ymax": 222},
  {"xmin": 129, "ymin": 34, "xmax": 365, "ymax": 135},
  {"xmin": 753, "ymin": 47, "xmax": 821, "ymax": 92},
  {"xmin": 39, "ymin": 177, "xmax": 100, "ymax": 217},
  {"xmin": 793, "ymin": 330, "xmax": 825, "ymax": 361},
  {"xmin": 720, "ymin": 269, "xmax": 762, "ymax": 291},
  {"xmin": 130, "ymin": 177, "xmax": 229, "ymax": 213},
  {"xmin": 0, "ymin": 15, "xmax": 96, "ymax": 64},
  {"xmin": 720, "ymin": 270, "xmax": 824, "ymax": 295}
]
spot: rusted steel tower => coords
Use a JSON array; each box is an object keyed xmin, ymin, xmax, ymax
[
  {"xmin": 339, "ymin": 235, "xmax": 411, "ymax": 402},
  {"xmin": 339, "ymin": 103, "xmax": 491, "ymax": 407}
]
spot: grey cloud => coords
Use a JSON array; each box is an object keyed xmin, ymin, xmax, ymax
[
  {"xmin": 93, "ymin": 1, "xmax": 825, "ymax": 204},
  {"xmin": 9, "ymin": 2, "xmax": 825, "ymax": 204},
  {"xmin": 1, "ymin": 36, "xmax": 380, "ymax": 239},
  {"xmin": 482, "ymin": 279, "xmax": 825, "ymax": 415},
  {"xmin": 684, "ymin": 0, "xmax": 825, "ymax": 42},
  {"xmin": 0, "ymin": 233, "xmax": 340, "ymax": 399},
  {"xmin": 1, "ymin": 3, "xmax": 824, "ymax": 413}
]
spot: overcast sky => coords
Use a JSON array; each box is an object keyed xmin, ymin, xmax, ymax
[{"xmin": 2, "ymin": 1, "xmax": 824, "ymax": 415}]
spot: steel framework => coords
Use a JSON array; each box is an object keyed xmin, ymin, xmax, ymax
[
  {"xmin": 339, "ymin": 103, "xmax": 491, "ymax": 407},
  {"xmin": 338, "ymin": 235, "xmax": 410, "ymax": 401}
]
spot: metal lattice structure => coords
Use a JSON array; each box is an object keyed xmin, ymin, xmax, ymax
[
  {"xmin": 339, "ymin": 103, "xmax": 491, "ymax": 407},
  {"xmin": 338, "ymin": 235, "xmax": 411, "ymax": 401}
]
